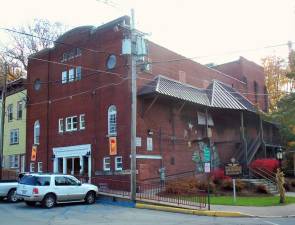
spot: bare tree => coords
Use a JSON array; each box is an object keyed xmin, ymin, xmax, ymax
[{"xmin": 0, "ymin": 19, "xmax": 66, "ymax": 74}]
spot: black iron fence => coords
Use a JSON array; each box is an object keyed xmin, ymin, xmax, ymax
[{"xmin": 94, "ymin": 177, "xmax": 207, "ymax": 209}]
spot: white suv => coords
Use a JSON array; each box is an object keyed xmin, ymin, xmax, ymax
[{"xmin": 16, "ymin": 173, "xmax": 98, "ymax": 208}]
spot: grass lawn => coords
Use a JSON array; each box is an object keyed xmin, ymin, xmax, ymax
[{"xmin": 207, "ymin": 195, "xmax": 295, "ymax": 206}]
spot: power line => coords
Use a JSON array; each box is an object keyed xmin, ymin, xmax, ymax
[
  {"xmin": 27, "ymin": 77, "xmax": 130, "ymax": 106},
  {"xmin": 0, "ymin": 27, "xmax": 109, "ymax": 55},
  {"xmin": 139, "ymin": 41, "xmax": 295, "ymax": 66},
  {"xmin": 2, "ymin": 24, "xmax": 294, "ymax": 88}
]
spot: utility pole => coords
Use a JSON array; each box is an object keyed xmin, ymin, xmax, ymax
[
  {"xmin": 130, "ymin": 8, "xmax": 137, "ymax": 202},
  {"xmin": 0, "ymin": 63, "xmax": 8, "ymax": 180}
]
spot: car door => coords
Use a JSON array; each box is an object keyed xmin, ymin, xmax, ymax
[
  {"xmin": 54, "ymin": 176, "xmax": 70, "ymax": 202},
  {"xmin": 65, "ymin": 176, "xmax": 85, "ymax": 201}
]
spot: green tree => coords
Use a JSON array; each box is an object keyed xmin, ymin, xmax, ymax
[
  {"xmin": 270, "ymin": 42, "xmax": 295, "ymax": 148},
  {"xmin": 262, "ymin": 56, "xmax": 289, "ymax": 112}
]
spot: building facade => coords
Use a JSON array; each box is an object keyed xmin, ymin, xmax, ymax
[
  {"xmin": 2, "ymin": 79, "xmax": 27, "ymax": 174},
  {"xmin": 26, "ymin": 16, "xmax": 280, "ymax": 187}
]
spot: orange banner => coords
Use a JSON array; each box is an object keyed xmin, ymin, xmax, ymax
[
  {"xmin": 31, "ymin": 145, "xmax": 37, "ymax": 161},
  {"xmin": 109, "ymin": 137, "xmax": 117, "ymax": 155}
]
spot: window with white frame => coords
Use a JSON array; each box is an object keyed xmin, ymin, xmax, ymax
[
  {"xmin": 108, "ymin": 105, "xmax": 117, "ymax": 136},
  {"xmin": 58, "ymin": 118, "xmax": 64, "ymax": 133},
  {"xmin": 17, "ymin": 101, "xmax": 23, "ymax": 120},
  {"xmin": 37, "ymin": 162, "xmax": 43, "ymax": 172},
  {"xmin": 79, "ymin": 114, "xmax": 85, "ymax": 130},
  {"xmin": 62, "ymin": 71, "xmax": 68, "ymax": 84},
  {"xmin": 10, "ymin": 129, "xmax": 19, "ymax": 145},
  {"xmin": 103, "ymin": 157, "xmax": 111, "ymax": 171},
  {"xmin": 7, "ymin": 104, "xmax": 13, "ymax": 122},
  {"xmin": 115, "ymin": 156, "xmax": 123, "ymax": 171},
  {"xmin": 34, "ymin": 120, "xmax": 40, "ymax": 145},
  {"xmin": 69, "ymin": 68, "xmax": 75, "ymax": 82},
  {"xmin": 76, "ymin": 66, "xmax": 82, "ymax": 80},
  {"xmin": 30, "ymin": 162, "xmax": 35, "ymax": 172},
  {"xmin": 9, "ymin": 155, "xmax": 19, "ymax": 168},
  {"xmin": 66, "ymin": 116, "xmax": 78, "ymax": 131}
]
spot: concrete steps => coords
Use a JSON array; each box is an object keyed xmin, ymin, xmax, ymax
[{"xmin": 241, "ymin": 178, "xmax": 278, "ymax": 194}]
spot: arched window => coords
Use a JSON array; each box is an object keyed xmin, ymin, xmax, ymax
[
  {"xmin": 34, "ymin": 120, "xmax": 40, "ymax": 145},
  {"xmin": 108, "ymin": 105, "xmax": 117, "ymax": 136}
]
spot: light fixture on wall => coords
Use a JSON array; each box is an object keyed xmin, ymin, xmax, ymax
[
  {"xmin": 276, "ymin": 147, "xmax": 283, "ymax": 169},
  {"xmin": 147, "ymin": 129, "xmax": 153, "ymax": 136}
]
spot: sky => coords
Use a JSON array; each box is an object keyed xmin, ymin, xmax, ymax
[{"xmin": 0, "ymin": 0, "xmax": 295, "ymax": 65}]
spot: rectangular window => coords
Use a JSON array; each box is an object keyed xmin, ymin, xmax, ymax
[
  {"xmin": 10, "ymin": 129, "xmax": 19, "ymax": 145},
  {"xmin": 147, "ymin": 137, "xmax": 153, "ymax": 151},
  {"xmin": 7, "ymin": 104, "xmax": 13, "ymax": 122},
  {"xmin": 37, "ymin": 162, "xmax": 43, "ymax": 172},
  {"xmin": 9, "ymin": 155, "xmax": 19, "ymax": 168},
  {"xmin": 17, "ymin": 101, "xmax": 23, "ymax": 120},
  {"xmin": 30, "ymin": 163, "xmax": 35, "ymax": 173},
  {"xmin": 179, "ymin": 70, "xmax": 186, "ymax": 83},
  {"xmin": 58, "ymin": 118, "xmax": 64, "ymax": 133},
  {"xmin": 76, "ymin": 66, "xmax": 82, "ymax": 80},
  {"xmin": 76, "ymin": 48, "xmax": 81, "ymax": 56},
  {"xmin": 79, "ymin": 114, "xmax": 85, "ymax": 130},
  {"xmin": 103, "ymin": 157, "xmax": 111, "ymax": 171},
  {"xmin": 65, "ymin": 116, "xmax": 78, "ymax": 132},
  {"xmin": 69, "ymin": 68, "xmax": 75, "ymax": 82},
  {"xmin": 62, "ymin": 71, "xmax": 68, "ymax": 84},
  {"xmin": 115, "ymin": 156, "xmax": 123, "ymax": 171},
  {"xmin": 254, "ymin": 81, "xmax": 258, "ymax": 103}
]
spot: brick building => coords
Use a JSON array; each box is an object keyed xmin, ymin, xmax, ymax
[{"xmin": 26, "ymin": 16, "xmax": 281, "ymax": 187}]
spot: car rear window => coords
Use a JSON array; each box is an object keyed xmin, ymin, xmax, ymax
[{"xmin": 19, "ymin": 176, "xmax": 51, "ymax": 186}]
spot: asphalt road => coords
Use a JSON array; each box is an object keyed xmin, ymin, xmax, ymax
[{"xmin": 0, "ymin": 200, "xmax": 294, "ymax": 225}]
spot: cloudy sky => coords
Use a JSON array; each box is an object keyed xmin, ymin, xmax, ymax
[{"xmin": 0, "ymin": 0, "xmax": 294, "ymax": 65}]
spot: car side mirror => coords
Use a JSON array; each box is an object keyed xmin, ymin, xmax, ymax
[{"xmin": 78, "ymin": 181, "xmax": 82, "ymax": 186}]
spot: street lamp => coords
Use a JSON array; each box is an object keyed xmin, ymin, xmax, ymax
[{"xmin": 276, "ymin": 147, "xmax": 283, "ymax": 169}]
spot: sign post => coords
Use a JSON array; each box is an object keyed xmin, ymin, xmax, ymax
[
  {"xmin": 225, "ymin": 158, "xmax": 242, "ymax": 204},
  {"xmin": 204, "ymin": 147, "xmax": 211, "ymax": 210},
  {"xmin": 232, "ymin": 178, "xmax": 237, "ymax": 203}
]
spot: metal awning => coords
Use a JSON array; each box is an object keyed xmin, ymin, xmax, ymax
[{"xmin": 138, "ymin": 75, "xmax": 257, "ymax": 112}]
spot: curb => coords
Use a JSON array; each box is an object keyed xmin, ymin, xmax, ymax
[{"xmin": 135, "ymin": 203, "xmax": 251, "ymax": 217}]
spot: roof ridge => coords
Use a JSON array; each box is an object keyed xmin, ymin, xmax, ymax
[{"xmin": 216, "ymin": 81, "xmax": 246, "ymax": 109}]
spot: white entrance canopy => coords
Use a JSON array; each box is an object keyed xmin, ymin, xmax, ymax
[
  {"xmin": 53, "ymin": 144, "xmax": 91, "ymax": 158},
  {"xmin": 52, "ymin": 144, "xmax": 92, "ymax": 183}
]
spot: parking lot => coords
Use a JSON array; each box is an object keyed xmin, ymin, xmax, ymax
[{"xmin": 1, "ymin": 200, "xmax": 295, "ymax": 225}]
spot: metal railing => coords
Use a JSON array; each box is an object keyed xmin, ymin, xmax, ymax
[
  {"xmin": 136, "ymin": 182, "xmax": 207, "ymax": 209},
  {"xmin": 249, "ymin": 167, "xmax": 277, "ymax": 192},
  {"xmin": 94, "ymin": 177, "xmax": 207, "ymax": 209}
]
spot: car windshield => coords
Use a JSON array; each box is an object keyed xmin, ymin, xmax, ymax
[{"xmin": 19, "ymin": 175, "xmax": 50, "ymax": 186}]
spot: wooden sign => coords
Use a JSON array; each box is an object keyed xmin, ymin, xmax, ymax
[
  {"xmin": 225, "ymin": 163, "xmax": 242, "ymax": 176},
  {"xmin": 31, "ymin": 145, "xmax": 37, "ymax": 161}
]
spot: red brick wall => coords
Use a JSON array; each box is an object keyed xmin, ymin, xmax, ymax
[
  {"xmin": 26, "ymin": 23, "xmax": 132, "ymax": 181},
  {"xmin": 26, "ymin": 17, "xmax": 274, "ymax": 187},
  {"xmin": 213, "ymin": 57, "xmax": 267, "ymax": 111}
]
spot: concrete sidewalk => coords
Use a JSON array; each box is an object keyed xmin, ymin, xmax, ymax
[{"xmin": 211, "ymin": 204, "xmax": 295, "ymax": 217}]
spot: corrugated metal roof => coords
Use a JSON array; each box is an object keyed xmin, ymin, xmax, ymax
[
  {"xmin": 138, "ymin": 75, "xmax": 256, "ymax": 112},
  {"xmin": 138, "ymin": 75, "xmax": 210, "ymax": 106},
  {"xmin": 209, "ymin": 80, "xmax": 256, "ymax": 112}
]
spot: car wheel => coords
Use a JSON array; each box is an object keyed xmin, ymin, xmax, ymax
[
  {"xmin": 85, "ymin": 191, "xmax": 96, "ymax": 204},
  {"xmin": 42, "ymin": 194, "xmax": 56, "ymax": 209},
  {"xmin": 7, "ymin": 189, "xmax": 18, "ymax": 203},
  {"xmin": 25, "ymin": 201, "xmax": 36, "ymax": 207}
]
